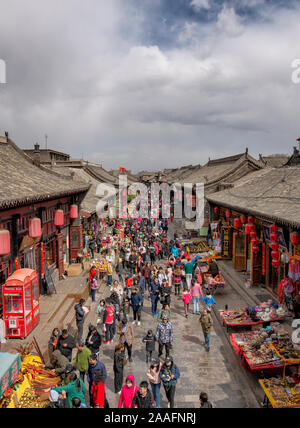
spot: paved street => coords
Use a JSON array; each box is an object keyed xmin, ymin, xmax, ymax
[{"xmin": 83, "ymin": 265, "xmax": 252, "ymax": 409}]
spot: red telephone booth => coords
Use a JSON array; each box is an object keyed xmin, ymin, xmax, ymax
[{"xmin": 2, "ymin": 269, "xmax": 40, "ymax": 338}]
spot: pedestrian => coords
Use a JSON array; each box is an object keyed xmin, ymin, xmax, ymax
[
  {"xmin": 57, "ymin": 329, "xmax": 76, "ymax": 362},
  {"xmin": 199, "ymin": 308, "xmax": 213, "ymax": 352},
  {"xmin": 45, "ymin": 349, "xmax": 70, "ymax": 376},
  {"xmin": 72, "ymin": 340, "xmax": 91, "ymax": 382},
  {"xmin": 118, "ymin": 374, "xmax": 139, "ymax": 409},
  {"xmin": 200, "ymin": 392, "xmax": 213, "ymax": 408},
  {"xmin": 132, "ymin": 381, "xmax": 154, "ymax": 408},
  {"xmin": 173, "ymin": 264, "xmax": 182, "ymax": 296},
  {"xmin": 202, "ymin": 293, "xmax": 216, "ymax": 310},
  {"xmin": 121, "ymin": 297, "xmax": 131, "ymax": 322},
  {"xmin": 85, "ymin": 325, "xmax": 102, "ymax": 355},
  {"xmin": 90, "ymin": 274, "xmax": 98, "ymax": 303},
  {"xmin": 182, "ymin": 288, "xmax": 191, "ymax": 319},
  {"xmin": 207, "ymin": 258, "xmax": 219, "ymax": 278},
  {"xmin": 147, "ymin": 358, "xmax": 162, "ymax": 408},
  {"xmin": 102, "ymin": 298, "xmax": 115, "ymax": 344},
  {"xmin": 131, "ymin": 287, "xmax": 143, "ymax": 326},
  {"xmin": 158, "ymin": 304, "xmax": 171, "ymax": 322},
  {"xmin": 117, "ymin": 317, "xmax": 134, "ymax": 362},
  {"xmin": 48, "ymin": 328, "xmax": 61, "ymax": 361},
  {"xmin": 74, "ymin": 299, "xmax": 86, "ymax": 343},
  {"xmin": 159, "ymin": 356, "xmax": 180, "ymax": 409},
  {"xmin": 106, "ymin": 262, "xmax": 113, "ymax": 288},
  {"xmin": 87, "ymin": 354, "xmax": 107, "ymax": 407},
  {"xmin": 90, "ymin": 369, "xmax": 106, "ymax": 408},
  {"xmin": 156, "ymin": 316, "xmax": 173, "ymax": 359},
  {"xmin": 142, "ymin": 329, "xmax": 156, "ymax": 363},
  {"xmin": 149, "ymin": 277, "xmax": 160, "ymax": 318},
  {"xmin": 114, "ymin": 344, "xmax": 127, "ymax": 394},
  {"xmin": 159, "ymin": 279, "xmax": 171, "ymax": 308},
  {"xmin": 184, "ymin": 258, "xmax": 194, "ymax": 290},
  {"xmin": 190, "ymin": 279, "xmax": 204, "ymax": 315}
]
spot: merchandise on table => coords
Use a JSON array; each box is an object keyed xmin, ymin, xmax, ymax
[
  {"xmin": 220, "ymin": 302, "xmax": 286, "ymax": 327},
  {"xmin": 260, "ymin": 377, "xmax": 300, "ymax": 408}
]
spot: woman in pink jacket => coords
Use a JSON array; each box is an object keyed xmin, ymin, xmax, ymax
[
  {"xmin": 118, "ymin": 374, "xmax": 139, "ymax": 408},
  {"xmin": 182, "ymin": 288, "xmax": 191, "ymax": 319},
  {"xmin": 190, "ymin": 279, "xmax": 203, "ymax": 315}
]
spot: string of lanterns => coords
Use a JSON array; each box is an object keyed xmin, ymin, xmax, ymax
[{"xmin": 0, "ymin": 204, "xmax": 79, "ymax": 256}]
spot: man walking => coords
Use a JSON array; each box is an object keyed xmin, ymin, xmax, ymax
[
  {"xmin": 199, "ymin": 308, "xmax": 213, "ymax": 352},
  {"xmin": 74, "ymin": 299, "xmax": 86, "ymax": 343},
  {"xmin": 156, "ymin": 316, "xmax": 173, "ymax": 359}
]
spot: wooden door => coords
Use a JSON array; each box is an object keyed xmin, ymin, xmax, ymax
[
  {"xmin": 233, "ymin": 232, "xmax": 247, "ymax": 271},
  {"xmin": 57, "ymin": 233, "xmax": 64, "ymax": 280},
  {"xmin": 251, "ymin": 242, "xmax": 263, "ymax": 286}
]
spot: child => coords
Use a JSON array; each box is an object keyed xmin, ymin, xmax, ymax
[
  {"xmin": 142, "ymin": 330, "xmax": 156, "ymax": 363},
  {"xmin": 202, "ymin": 293, "xmax": 216, "ymax": 310},
  {"xmin": 182, "ymin": 288, "xmax": 191, "ymax": 319}
]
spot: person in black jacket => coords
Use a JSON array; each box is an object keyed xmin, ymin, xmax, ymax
[
  {"xmin": 142, "ymin": 330, "xmax": 156, "ymax": 363},
  {"xmin": 113, "ymin": 344, "xmax": 127, "ymax": 394},
  {"xmin": 75, "ymin": 299, "xmax": 86, "ymax": 343},
  {"xmin": 86, "ymin": 325, "xmax": 102, "ymax": 355},
  {"xmin": 132, "ymin": 381, "xmax": 154, "ymax": 408},
  {"xmin": 57, "ymin": 330, "xmax": 76, "ymax": 362}
]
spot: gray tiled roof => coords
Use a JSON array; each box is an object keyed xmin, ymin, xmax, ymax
[
  {"xmin": 0, "ymin": 137, "xmax": 90, "ymax": 210},
  {"xmin": 206, "ymin": 166, "xmax": 300, "ymax": 227}
]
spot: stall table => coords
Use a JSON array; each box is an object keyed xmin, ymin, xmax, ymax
[
  {"xmin": 220, "ymin": 309, "xmax": 285, "ymax": 332},
  {"xmin": 259, "ymin": 379, "xmax": 300, "ymax": 408}
]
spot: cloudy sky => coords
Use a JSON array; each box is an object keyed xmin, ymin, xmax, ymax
[{"xmin": 0, "ymin": 0, "xmax": 300, "ymax": 172}]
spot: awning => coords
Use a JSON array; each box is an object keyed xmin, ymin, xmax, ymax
[{"xmin": 81, "ymin": 211, "xmax": 92, "ymax": 219}]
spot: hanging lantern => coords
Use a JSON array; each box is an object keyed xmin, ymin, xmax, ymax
[
  {"xmin": 271, "ymin": 250, "xmax": 280, "ymax": 260},
  {"xmin": 0, "ymin": 230, "xmax": 10, "ymax": 256},
  {"xmin": 270, "ymin": 224, "xmax": 278, "ymax": 234},
  {"xmin": 250, "ymin": 231, "xmax": 257, "ymax": 240},
  {"xmin": 245, "ymin": 224, "xmax": 252, "ymax": 235},
  {"xmin": 290, "ymin": 232, "xmax": 300, "ymax": 246},
  {"xmin": 272, "ymin": 259, "xmax": 280, "ymax": 268},
  {"xmin": 248, "ymin": 216, "xmax": 255, "ymax": 224},
  {"xmin": 240, "ymin": 215, "xmax": 247, "ymax": 225},
  {"xmin": 214, "ymin": 207, "xmax": 219, "ymax": 215},
  {"xmin": 28, "ymin": 217, "xmax": 42, "ymax": 238},
  {"xmin": 270, "ymin": 242, "xmax": 279, "ymax": 251},
  {"xmin": 70, "ymin": 204, "xmax": 79, "ymax": 219},
  {"xmin": 225, "ymin": 210, "xmax": 232, "ymax": 219},
  {"xmin": 270, "ymin": 233, "xmax": 279, "ymax": 242},
  {"xmin": 251, "ymin": 239, "xmax": 259, "ymax": 247},
  {"xmin": 252, "ymin": 246, "xmax": 260, "ymax": 254},
  {"xmin": 234, "ymin": 218, "xmax": 242, "ymax": 229},
  {"xmin": 54, "ymin": 209, "xmax": 64, "ymax": 227}
]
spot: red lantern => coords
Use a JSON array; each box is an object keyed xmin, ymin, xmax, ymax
[
  {"xmin": 250, "ymin": 224, "xmax": 256, "ymax": 232},
  {"xmin": 245, "ymin": 224, "xmax": 252, "ymax": 235},
  {"xmin": 270, "ymin": 242, "xmax": 279, "ymax": 251},
  {"xmin": 54, "ymin": 209, "xmax": 64, "ymax": 227},
  {"xmin": 28, "ymin": 217, "xmax": 42, "ymax": 238},
  {"xmin": 250, "ymin": 231, "xmax": 257, "ymax": 239},
  {"xmin": 70, "ymin": 205, "xmax": 78, "ymax": 219},
  {"xmin": 225, "ymin": 210, "xmax": 232, "ymax": 219},
  {"xmin": 252, "ymin": 246, "xmax": 260, "ymax": 254},
  {"xmin": 248, "ymin": 216, "xmax": 255, "ymax": 224},
  {"xmin": 234, "ymin": 218, "xmax": 242, "ymax": 229},
  {"xmin": 240, "ymin": 215, "xmax": 247, "ymax": 225},
  {"xmin": 290, "ymin": 232, "xmax": 300, "ymax": 246},
  {"xmin": 272, "ymin": 259, "xmax": 280, "ymax": 268},
  {"xmin": 271, "ymin": 250, "xmax": 280, "ymax": 260},
  {"xmin": 214, "ymin": 207, "xmax": 219, "ymax": 215},
  {"xmin": 251, "ymin": 239, "xmax": 259, "ymax": 247},
  {"xmin": 0, "ymin": 230, "xmax": 10, "ymax": 256},
  {"xmin": 270, "ymin": 224, "xmax": 278, "ymax": 233},
  {"xmin": 270, "ymin": 233, "xmax": 278, "ymax": 242}
]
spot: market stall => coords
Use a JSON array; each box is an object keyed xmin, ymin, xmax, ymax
[
  {"xmin": 220, "ymin": 303, "xmax": 285, "ymax": 332},
  {"xmin": 0, "ymin": 344, "xmax": 60, "ymax": 408},
  {"xmin": 259, "ymin": 377, "xmax": 300, "ymax": 408},
  {"xmin": 0, "ymin": 352, "xmax": 22, "ymax": 401}
]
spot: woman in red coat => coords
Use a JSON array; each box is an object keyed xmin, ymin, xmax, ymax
[{"xmin": 90, "ymin": 369, "xmax": 106, "ymax": 408}]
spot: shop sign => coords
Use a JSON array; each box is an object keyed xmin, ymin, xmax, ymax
[
  {"xmin": 183, "ymin": 240, "xmax": 209, "ymax": 253},
  {"xmin": 263, "ymin": 225, "xmax": 287, "ymax": 251}
]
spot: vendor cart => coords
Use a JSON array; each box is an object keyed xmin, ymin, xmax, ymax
[{"xmin": 0, "ymin": 353, "xmax": 22, "ymax": 400}]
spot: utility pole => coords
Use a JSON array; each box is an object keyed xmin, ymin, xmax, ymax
[{"xmin": 45, "ymin": 134, "xmax": 48, "ymax": 150}]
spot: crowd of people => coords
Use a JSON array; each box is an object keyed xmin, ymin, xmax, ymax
[{"xmin": 45, "ymin": 215, "xmax": 215, "ymax": 409}]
